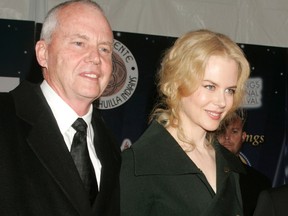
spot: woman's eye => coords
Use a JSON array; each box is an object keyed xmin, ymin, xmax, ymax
[
  {"xmin": 204, "ymin": 85, "xmax": 215, "ymax": 91},
  {"xmin": 225, "ymin": 88, "xmax": 236, "ymax": 95}
]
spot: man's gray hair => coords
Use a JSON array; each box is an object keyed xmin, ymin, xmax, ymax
[{"xmin": 40, "ymin": 0, "xmax": 104, "ymax": 43}]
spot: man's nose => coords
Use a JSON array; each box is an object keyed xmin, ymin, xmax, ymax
[
  {"xmin": 224, "ymin": 133, "xmax": 230, "ymax": 140},
  {"xmin": 85, "ymin": 49, "xmax": 100, "ymax": 65}
]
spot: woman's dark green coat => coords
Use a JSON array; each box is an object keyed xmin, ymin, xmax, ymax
[{"xmin": 120, "ymin": 121, "xmax": 245, "ymax": 216}]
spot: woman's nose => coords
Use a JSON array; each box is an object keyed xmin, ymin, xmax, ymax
[{"xmin": 214, "ymin": 91, "xmax": 226, "ymax": 108}]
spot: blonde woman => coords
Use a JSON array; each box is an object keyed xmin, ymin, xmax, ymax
[{"xmin": 120, "ymin": 29, "xmax": 250, "ymax": 216}]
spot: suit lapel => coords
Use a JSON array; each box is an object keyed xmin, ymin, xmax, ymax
[
  {"xmin": 91, "ymin": 111, "xmax": 106, "ymax": 207},
  {"xmin": 90, "ymin": 108, "xmax": 121, "ymax": 213},
  {"xmin": 12, "ymin": 82, "xmax": 92, "ymax": 215}
]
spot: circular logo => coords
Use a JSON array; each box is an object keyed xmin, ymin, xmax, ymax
[{"xmin": 97, "ymin": 39, "xmax": 138, "ymax": 110}]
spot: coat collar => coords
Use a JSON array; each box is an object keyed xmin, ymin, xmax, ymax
[{"xmin": 131, "ymin": 121, "xmax": 245, "ymax": 176}]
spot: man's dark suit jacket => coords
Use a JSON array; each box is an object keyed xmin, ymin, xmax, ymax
[
  {"xmin": 0, "ymin": 81, "xmax": 121, "ymax": 216},
  {"xmin": 240, "ymin": 163, "xmax": 272, "ymax": 216},
  {"xmin": 253, "ymin": 184, "xmax": 288, "ymax": 216}
]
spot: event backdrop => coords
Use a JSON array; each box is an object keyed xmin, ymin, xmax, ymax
[{"xmin": 0, "ymin": 18, "xmax": 287, "ymax": 187}]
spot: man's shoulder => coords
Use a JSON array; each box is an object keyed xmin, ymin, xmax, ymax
[
  {"xmin": 0, "ymin": 91, "xmax": 11, "ymax": 99},
  {"xmin": 10, "ymin": 81, "xmax": 40, "ymax": 96},
  {"xmin": 268, "ymin": 184, "xmax": 288, "ymax": 198},
  {"xmin": 0, "ymin": 92, "xmax": 14, "ymax": 113},
  {"xmin": 244, "ymin": 164, "xmax": 267, "ymax": 177},
  {"xmin": 243, "ymin": 164, "xmax": 272, "ymax": 187}
]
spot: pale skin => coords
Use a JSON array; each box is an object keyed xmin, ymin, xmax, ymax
[
  {"xmin": 167, "ymin": 55, "xmax": 239, "ymax": 192},
  {"xmin": 217, "ymin": 117, "xmax": 247, "ymax": 156},
  {"xmin": 35, "ymin": 3, "xmax": 114, "ymax": 116}
]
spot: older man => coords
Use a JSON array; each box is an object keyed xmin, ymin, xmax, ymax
[{"xmin": 0, "ymin": 1, "xmax": 120, "ymax": 215}]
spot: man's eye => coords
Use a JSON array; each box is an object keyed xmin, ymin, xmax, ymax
[
  {"xmin": 74, "ymin": 41, "xmax": 84, "ymax": 47},
  {"xmin": 99, "ymin": 46, "xmax": 112, "ymax": 54}
]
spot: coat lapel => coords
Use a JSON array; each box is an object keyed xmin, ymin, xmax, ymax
[
  {"xmin": 132, "ymin": 121, "xmax": 201, "ymax": 175},
  {"xmin": 12, "ymin": 82, "xmax": 92, "ymax": 215}
]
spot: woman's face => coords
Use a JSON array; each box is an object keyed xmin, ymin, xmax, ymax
[{"xmin": 179, "ymin": 55, "xmax": 239, "ymax": 133}]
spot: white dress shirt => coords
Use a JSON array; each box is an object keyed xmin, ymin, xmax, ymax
[{"xmin": 40, "ymin": 80, "xmax": 101, "ymax": 189}]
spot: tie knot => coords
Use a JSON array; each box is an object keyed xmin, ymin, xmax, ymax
[{"xmin": 72, "ymin": 118, "xmax": 87, "ymax": 133}]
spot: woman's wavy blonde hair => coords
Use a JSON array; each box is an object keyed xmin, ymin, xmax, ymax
[{"xmin": 150, "ymin": 29, "xmax": 250, "ymax": 147}]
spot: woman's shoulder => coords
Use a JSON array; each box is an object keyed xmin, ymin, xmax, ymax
[{"xmin": 132, "ymin": 121, "xmax": 168, "ymax": 148}]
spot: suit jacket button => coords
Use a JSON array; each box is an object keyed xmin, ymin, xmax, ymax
[{"xmin": 224, "ymin": 167, "xmax": 230, "ymax": 173}]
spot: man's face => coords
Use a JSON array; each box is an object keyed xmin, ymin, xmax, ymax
[
  {"xmin": 217, "ymin": 117, "xmax": 246, "ymax": 155},
  {"xmin": 36, "ymin": 3, "xmax": 114, "ymax": 108}
]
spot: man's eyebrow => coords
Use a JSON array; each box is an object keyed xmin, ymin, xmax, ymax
[
  {"xmin": 70, "ymin": 34, "xmax": 113, "ymax": 45},
  {"xmin": 70, "ymin": 34, "xmax": 89, "ymax": 40},
  {"xmin": 99, "ymin": 41, "xmax": 113, "ymax": 46}
]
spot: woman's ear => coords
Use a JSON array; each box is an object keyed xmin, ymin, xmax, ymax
[{"xmin": 35, "ymin": 40, "xmax": 48, "ymax": 68}]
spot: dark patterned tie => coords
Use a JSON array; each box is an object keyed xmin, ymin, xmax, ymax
[{"xmin": 71, "ymin": 118, "xmax": 97, "ymax": 204}]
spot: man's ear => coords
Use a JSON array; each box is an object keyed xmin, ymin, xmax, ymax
[
  {"xmin": 35, "ymin": 40, "xmax": 48, "ymax": 68},
  {"xmin": 242, "ymin": 131, "xmax": 247, "ymax": 142}
]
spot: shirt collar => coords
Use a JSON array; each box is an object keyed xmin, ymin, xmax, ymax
[{"xmin": 40, "ymin": 80, "xmax": 92, "ymax": 133}]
